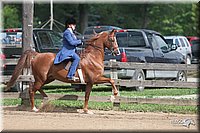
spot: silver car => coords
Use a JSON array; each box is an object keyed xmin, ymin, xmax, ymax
[{"xmin": 165, "ymin": 36, "xmax": 192, "ymax": 64}]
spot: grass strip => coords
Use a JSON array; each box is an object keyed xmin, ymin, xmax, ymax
[{"xmin": 2, "ymin": 99, "xmax": 198, "ymax": 114}]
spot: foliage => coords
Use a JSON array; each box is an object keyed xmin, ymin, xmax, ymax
[
  {"xmin": 2, "ymin": 2, "xmax": 199, "ymax": 35},
  {"xmin": 2, "ymin": 5, "xmax": 21, "ymax": 28}
]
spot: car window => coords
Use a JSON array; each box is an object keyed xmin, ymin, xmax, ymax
[
  {"xmin": 179, "ymin": 38, "xmax": 186, "ymax": 47},
  {"xmin": 165, "ymin": 39, "xmax": 173, "ymax": 44},
  {"xmin": 48, "ymin": 31, "xmax": 62, "ymax": 47},
  {"xmin": 128, "ymin": 31, "xmax": 145, "ymax": 47},
  {"xmin": 183, "ymin": 38, "xmax": 190, "ymax": 47},
  {"xmin": 84, "ymin": 27, "xmax": 109, "ymax": 35},
  {"xmin": 154, "ymin": 34, "xmax": 169, "ymax": 52},
  {"xmin": 147, "ymin": 34, "xmax": 156, "ymax": 48},
  {"xmin": 191, "ymin": 40, "xmax": 200, "ymax": 45},
  {"xmin": 116, "ymin": 32, "xmax": 128, "ymax": 47},
  {"xmin": 84, "ymin": 26, "xmax": 121, "ymax": 35},
  {"xmin": 0, "ymin": 32, "xmax": 22, "ymax": 47},
  {"xmin": 37, "ymin": 31, "xmax": 53, "ymax": 48},
  {"xmin": 174, "ymin": 38, "xmax": 180, "ymax": 47}
]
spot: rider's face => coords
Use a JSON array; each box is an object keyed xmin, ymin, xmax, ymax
[{"xmin": 69, "ymin": 24, "xmax": 76, "ymax": 31}]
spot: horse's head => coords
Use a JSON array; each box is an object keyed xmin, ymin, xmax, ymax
[
  {"xmin": 104, "ymin": 29, "xmax": 120, "ymax": 56},
  {"xmin": 85, "ymin": 29, "xmax": 120, "ymax": 56}
]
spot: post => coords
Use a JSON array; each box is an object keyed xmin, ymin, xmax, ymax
[
  {"xmin": 21, "ymin": 0, "xmax": 34, "ymax": 106},
  {"xmin": 50, "ymin": 0, "xmax": 53, "ymax": 30},
  {"xmin": 22, "ymin": 0, "xmax": 34, "ymax": 52},
  {"xmin": 110, "ymin": 59, "xmax": 120, "ymax": 110}
]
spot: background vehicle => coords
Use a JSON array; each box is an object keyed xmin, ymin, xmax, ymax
[
  {"xmin": 164, "ymin": 36, "xmax": 192, "ymax": 64},
  {"xmin": 186, "ymin": 36, "xmax": 200, "ymax": 64},
  {"xmin": 0, "ymin": 28, "xmax": 63, "ymax": 91},
  {"xmin": 83, "ymin": 25, "xmax": 122, "ymax": 40},
  {"xmin": 1, "ymin": 28, "xmax": 63, "ymax": 75},
  {"xmin": 0, "ymin": 49, "xmax": 6, "ymax": 76},
  {"xmin": 103, "ymin": 29, "xmax": 186, "ymax": 91}
]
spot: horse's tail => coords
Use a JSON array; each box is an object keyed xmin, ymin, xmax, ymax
[{"xmin": 5, "ymin": 50, "xmax": 36, "ymax": 91}]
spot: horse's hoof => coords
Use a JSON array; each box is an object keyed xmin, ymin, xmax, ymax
[
  {"xmin": 114, "ymin": 92, "xmax": 118, "ymax": 96},
  {"xmin": 31, "ymin": 106, "xmax": 39, "ymax": 112},
  {"xmin": 79, "ymin": 109, "xmax": 94, "ymax": 115}
]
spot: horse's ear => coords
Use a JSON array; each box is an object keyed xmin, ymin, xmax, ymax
[
  {"xmin": 110, "ymin": 29, "xmax": 116, "ymax": 36},
  {"xmin": 93, "ymin": 29, "xmax": 97, "ymax": 36}
]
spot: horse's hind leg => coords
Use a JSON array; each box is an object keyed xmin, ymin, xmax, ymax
[
  {"xmin": 38, "ymin": 89, "xmax": 49, "ymax": 106},
  {"xmin": 29, "ymin": 82, "xmax": 38, "ymax": 111},
  {"xmin": 29, "ymin": 81, "xmax": 43, "ymax": 112}
]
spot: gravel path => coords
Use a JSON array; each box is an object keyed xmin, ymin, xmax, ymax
[{"xmin": 1, "ymin": 106, "xmax": 198, "ymax": 132}]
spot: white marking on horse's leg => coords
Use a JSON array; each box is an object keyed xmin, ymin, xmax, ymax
[
  {"xmin": 110, "ymin": 95, "xmax": 116, "ymax": 103},
  {"xmin": 83, "ymin": 110, "xmax": 94, "ymax": 115},
  {"xmin": 32, "ymin": 106, "xmax": 39, "ymax": 112},
  {"xmin": 77, "ymin": 69, "xmax": 85, "ymax": 83}
]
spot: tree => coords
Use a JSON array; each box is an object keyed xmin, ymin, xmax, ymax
[
  {"xmin": 78, "ymin": 4, "xmax": 89, "ymax": 34},
  {"xmin": 2, "ymin": 5, "xmax": 21, "ymax": 28}
]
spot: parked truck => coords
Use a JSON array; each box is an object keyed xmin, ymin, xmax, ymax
[
  {"xmin": 103, "ymin": 29, "xmax": 187, "ymax": 91},
  {"xmin": 0, "ymin": 28, "xmax": 63, "ymax": 91}
]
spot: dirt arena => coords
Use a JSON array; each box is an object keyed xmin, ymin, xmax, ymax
[{"xmin": 1, "ymin": 105, "xmax": 199, "ymax": 132}]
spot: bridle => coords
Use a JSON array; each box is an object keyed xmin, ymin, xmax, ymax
[
  {"xmin": 106, "ymin": 35, "xmax": 120, "ymax": 56},
  {"xmin": 87, "ymin": 33, "xmax": 120, "ymax": 56}
]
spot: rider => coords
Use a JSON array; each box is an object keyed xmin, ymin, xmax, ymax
[{"xmin": 54, "ymin": 17, "xmax": 83, "ymax": 81}]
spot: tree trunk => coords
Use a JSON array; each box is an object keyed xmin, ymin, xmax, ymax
[
  {"xmin": 141, "ymin": 4, "xmax": 149, "ymax": 28},
  {"xmin": 79, "ymin": 4, "xmax": 88, "ymax": 34},
  {"xmin": 22, "ymin": 0, "xmax": 34, "ymax": 52}
]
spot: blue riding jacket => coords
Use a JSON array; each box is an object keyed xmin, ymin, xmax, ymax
[{"xmin": 54, "ymin": 28, "xmax": 82, "ymax": 64}]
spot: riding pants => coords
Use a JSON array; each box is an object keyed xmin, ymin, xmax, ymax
[{"xmin": 67, "ymin": 53, "xmax": 80, "ymax": 78}]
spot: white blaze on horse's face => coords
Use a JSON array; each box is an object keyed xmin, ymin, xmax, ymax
[{"xmin": 114, "ymin": 36, "xmax": 121, "ymax": 56}]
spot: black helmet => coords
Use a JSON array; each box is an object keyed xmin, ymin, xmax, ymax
[{"xmin": 65, "ymin": 17, "xmax": 76, "ymax": 25}]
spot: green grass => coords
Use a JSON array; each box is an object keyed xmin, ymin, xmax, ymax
[
  {"xmin": 2, "ymin": 85, "xmax": 198, "ymax": 114},
  {"xmin": 2, "ymin": 99, "xmax": 21, "ymax": 106},
  {"xmin": 2, "ymin": 98, "xmax": 198, "ymax": 114},
  {"xmin": 42, "ymin": 84, "xmax": 198, "ymax": 97}
]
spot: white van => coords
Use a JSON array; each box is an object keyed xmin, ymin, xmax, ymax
[{"xmin": 164, "ymin": 36, "xmax": 192, "ymax": 64}]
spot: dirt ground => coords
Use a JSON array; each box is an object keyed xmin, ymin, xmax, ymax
[{"xmin": 1, "ymin": 105, "xmax": 199, "ymax": 132}]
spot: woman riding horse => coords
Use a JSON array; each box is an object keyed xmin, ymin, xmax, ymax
[
  {"xmin": 6, "ymin": 29, "xmax": 120, "ymax": 114},
  {"xmin": 54, "ymin": 17, "xmax": 83, "ymax": 81}
]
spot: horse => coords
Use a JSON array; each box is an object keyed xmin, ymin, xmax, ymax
[{"xmin": 5, "ymin": 29, "xmax": 120, "ymax": 114}]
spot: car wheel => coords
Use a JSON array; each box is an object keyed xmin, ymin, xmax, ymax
[
  {"xmin": 186, "ymin": 55, "xmax": 191, "ymax": 64},
  {"xmin": 176, "ymin": 70, "xmax": 187, "ymax": 82},
  {"xmin": 132, "ymin": 69, "xmax": 145, "ymax": 91}
]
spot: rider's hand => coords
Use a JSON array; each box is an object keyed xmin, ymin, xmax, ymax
[{"xmin": 77, "ymin": 42, "xmax": 84, "ymax": 46}]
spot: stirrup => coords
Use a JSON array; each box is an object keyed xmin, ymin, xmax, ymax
[{"xmin": 68, "ymin": 76, "xmax": 79, "ymax": 81}]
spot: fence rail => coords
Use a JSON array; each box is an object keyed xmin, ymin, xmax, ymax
[
  {"xmin": 104, "ymin": 61, "xmax": 199, "ymax": 71},
  {"xmin": 1, "ymin": 59, "xmax": 199, "ymax": 88},
  {"xmin": 103, "ymin": 61, "xmax": 199, "ymax": 88}
]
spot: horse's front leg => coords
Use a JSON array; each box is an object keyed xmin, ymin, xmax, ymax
[
  {"xmin": 95, "ymin": 76, "xmax": 118, "ymax": 96},
  {"xmin": 83, "ymin": 83, "xmax": 94, "ymax": 114}
]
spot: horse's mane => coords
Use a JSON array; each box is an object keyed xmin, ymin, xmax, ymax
[{"xmin": 79, "ymin": 34, "xmax": 102, "ymax": 59}]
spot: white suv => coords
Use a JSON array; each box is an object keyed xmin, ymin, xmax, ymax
[{"xmin": 164, "ymin": 36, "xmax": 192, "ymax": 64}]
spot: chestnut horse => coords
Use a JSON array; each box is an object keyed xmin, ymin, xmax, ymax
[{"xmin": 6, "ymin": 29, "xmax": 120, "ymax": 114}]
